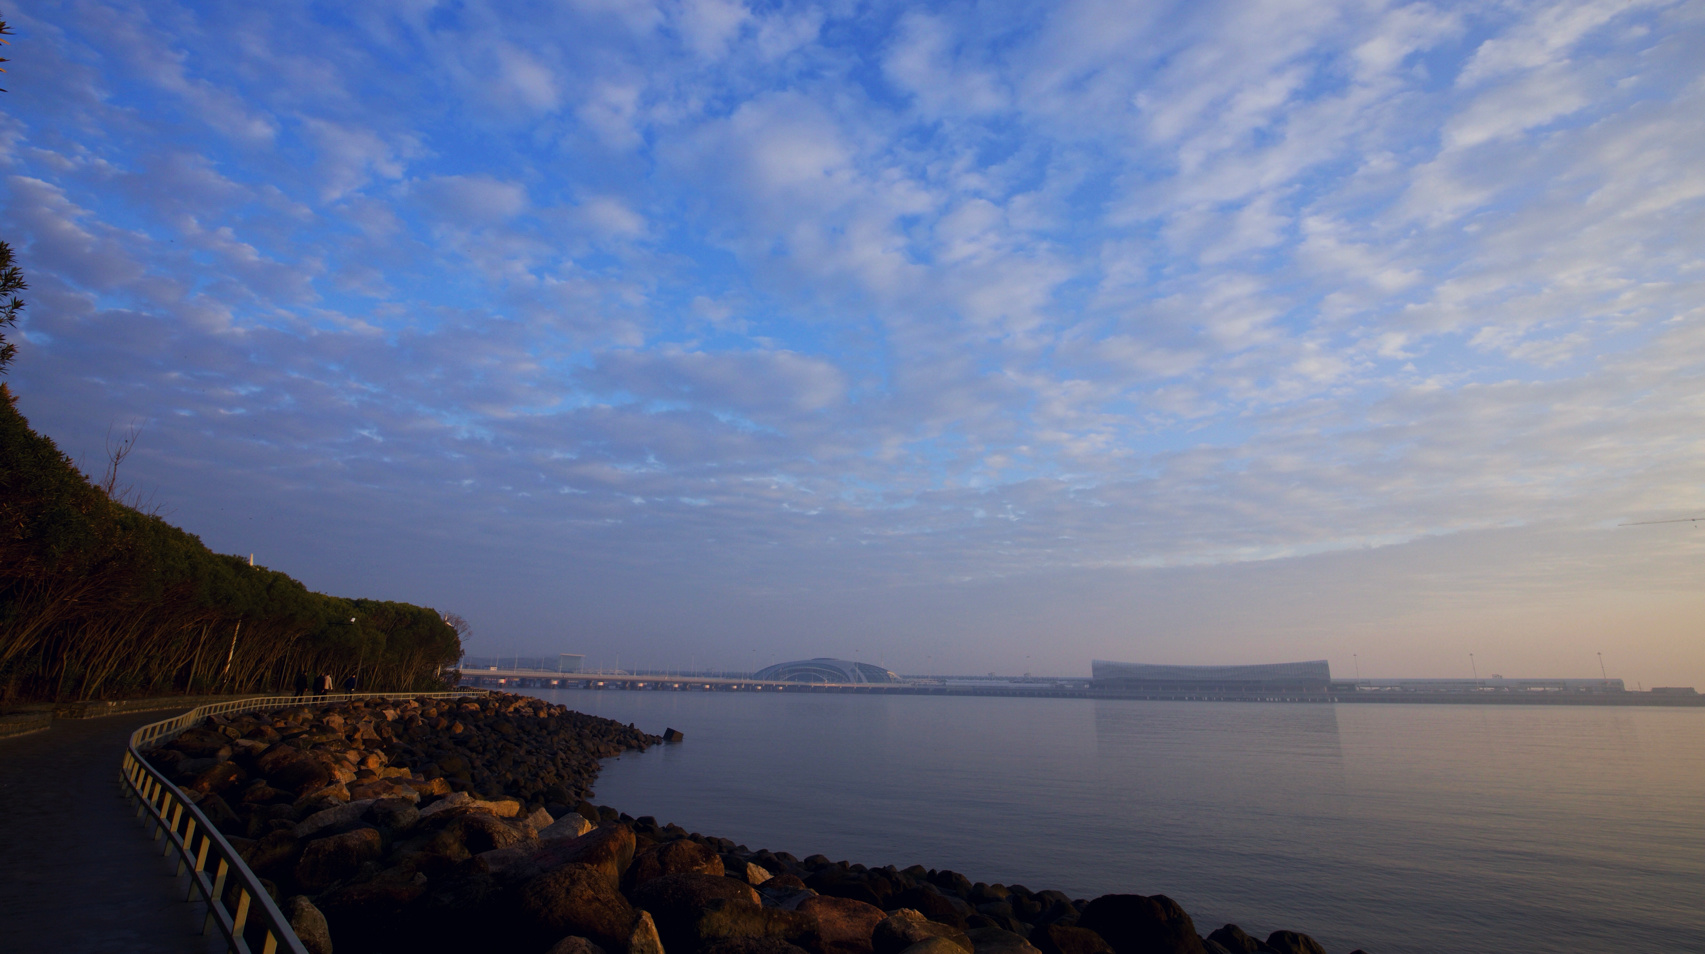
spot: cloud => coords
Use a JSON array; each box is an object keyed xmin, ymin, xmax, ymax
[{"xmin": 4, "ymin": 0, "xmax": 1703, "ymax": 683}]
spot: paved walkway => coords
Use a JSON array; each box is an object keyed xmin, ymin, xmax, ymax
[{"xmin": 0, "ymin": 713, "xmax": 226, "ymax": 954}]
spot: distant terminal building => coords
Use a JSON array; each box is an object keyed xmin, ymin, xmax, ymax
[
  {"xmin": 1092, "ymin": 660, "xmax": 1332, "ymax": 695},
  {"xmin": 753, "ymin": 658, "xmax": 902, "ymax": 685}
]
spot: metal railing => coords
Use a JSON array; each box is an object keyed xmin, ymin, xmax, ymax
[{"xmin": 120, "ymin": 690, "xmax": 489, "ymax": 954}]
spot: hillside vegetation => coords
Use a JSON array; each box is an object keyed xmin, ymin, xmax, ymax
[{"xmin": 0, "ymin": 385, "xmax": 462, "ymax": 703}]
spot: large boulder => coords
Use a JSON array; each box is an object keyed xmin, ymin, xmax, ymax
[
  {"xmin": 1202, "ymin": 927, "xmax": 1262, "ymax": 954},
  {"xmin": 627, "ymin": 839, "xmax": 726, "ymax": 889},
  {"xmin": 501, "ymin": 825, "xmax": 637, "ymax": 887},
  {"xmin": 1076, "ymin": 895, "xmax": 1205, "ymax": 954},
  {"xmin": 702, "ymin": 940, "xmax": 811, "ymax": 954},
  {"xmin": 1263, "ymin": 932, "xmax": 1325, "ymax": 954},
  {"xmin": 1033, "ymin": 924, "xmax": 1115, "ymax": 954},
  {"xmin": 889, "ymin": 888, "xmax": 969, "ymax": 929},
  {"xmin": 430, "ymin": 813, "xmax": 534, "ymax": 859},
  {"xmin": 798, "ymin": 894, "xmax": 887, "ymax": 954},
  {"xmin": 540, "ymin": 813, "xmax": 596, "ymax": 842},
  {"xmin": 284, "ymin": 896, "xmax": 333, "ymax": 954},
  {"xmin": 316, "ymin": 880, "xmax": 428, "ymax": 952},
  {"xmin": 184, "ymin": 761, "xmax": 248, "ymax": 795},
  {"xmin": 873, "ymin": 910, "xmax": 974, "ymax": 954},
  {"xmin": 516, "ymin": 862, "xmax": 638, "ymax": 953},
  {"xmin": 240, "ymin": 830, "xmax": 303, "ymax": 883},
  {"xmin": 294, "ymin": 799, "xmax": 377, "ymax": 839},
  {"xmin": 295, "ymin": 828, "xmax": 384, "ymax": 892},
  {"xmin": 633, "ymin": 872, "xmax": 815, "ymax": 954},
  {"xmin": 899, "ymin": 938, "xmax": 979, "ymax": 954},
  {"xmin": 549, "ymin": 939, "xmax": 610, "ymax": 954},
  {"xmin": 965, "ymin": 928, "xmax": 1043, "ymax": 954}
]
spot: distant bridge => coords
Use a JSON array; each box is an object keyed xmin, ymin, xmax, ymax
[{"xmin": 457, "ymin": 667, "xmax": 1095, "ymax": 696}]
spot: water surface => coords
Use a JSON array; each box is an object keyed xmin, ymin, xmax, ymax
[{"xmin": 524, "ymin": 690, "xmax": 1705, "ymax": 954}]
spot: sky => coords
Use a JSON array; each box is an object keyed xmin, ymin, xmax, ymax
[{"xmin": 3, "ymin": 0, "xmax": 1703, "ymax": 686}]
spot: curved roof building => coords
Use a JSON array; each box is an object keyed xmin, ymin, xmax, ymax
[
  {"xmin": 1092, "ymin": 659, "xmax": 1331, "ymax": 692},
  {"xmin": 753, "ymin": 658, "xmax": 901, "ymax": 685}
]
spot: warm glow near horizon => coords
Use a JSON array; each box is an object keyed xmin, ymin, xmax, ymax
[{"xmin": 4, "ymin": 1, "xmax": 1702, "ymax": 688}]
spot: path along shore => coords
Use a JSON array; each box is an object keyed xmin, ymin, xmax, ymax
[{"xmin": 136, "ymin": 692, "xmax": 1361, "ymax": 954}]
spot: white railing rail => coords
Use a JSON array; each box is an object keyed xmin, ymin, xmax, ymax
[{"xmin": 120, "ymin": 690, "xmax": 489, "ymax": 954}]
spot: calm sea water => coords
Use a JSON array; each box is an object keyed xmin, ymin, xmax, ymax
[{"xmin": 521, "ymin": 690, "xmax": 1705, "ymax": 954}]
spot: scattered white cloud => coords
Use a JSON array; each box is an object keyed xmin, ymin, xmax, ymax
[{"xmin": 3, "ymin": 0, "xmax": 1702, "ymax": 681}]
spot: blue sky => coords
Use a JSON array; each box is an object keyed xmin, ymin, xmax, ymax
[{"xmin": 4, "ymin": 0, "xmax": 1703, "ymax": 685}]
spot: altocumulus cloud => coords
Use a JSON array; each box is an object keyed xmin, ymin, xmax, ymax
[{"xmin": 2, "ymin": 0, "xmax": 1703, "ymax": 683}]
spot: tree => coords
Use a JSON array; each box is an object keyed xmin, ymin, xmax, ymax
[
  {"xmin": 0, "ymin": 241, "xmax": 23, "ymax": 374},
  {"xmin": 0, "ymin": 14, "xmax": 13, "ymax": 93}
]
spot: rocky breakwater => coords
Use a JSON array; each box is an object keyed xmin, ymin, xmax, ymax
[{"xmin": 144, "ymin": 694, "xmax": 1363, "ymax": 954}]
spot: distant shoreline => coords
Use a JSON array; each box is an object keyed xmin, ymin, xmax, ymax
[{"xmin": 460, "ymin": 676, "xmax": 1705, "ymax": 707}]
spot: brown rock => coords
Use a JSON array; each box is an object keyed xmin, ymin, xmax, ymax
[
  {"xmin": 1033, "ymin": 924, "xmax": 1115, "ymax": 954},
  {"xmin": 434, "ymin": 812, "xmax": 534, "ymax": 857},
  {"xmin": 185, "ymin": 761, "xmax": 248, "ymax": 795},
  {"xmin": 285, "ymin": 896, "xmax": 333, "ymax": 954},
  {"xmin": 702, "ymin": 940, "xmax": 812, "ymax": 954},
  {"xmin": 548, "ymin": 939, "xmax": 610, "ymax": 954},
  {"xmin": 502, "ymin": 824, "xmax": 637, "ymax": 887},
  {"xmin": 295, "ymin": 828, "xmax": 383, "ymax": 892},
  {"xmin": 627, "ymin": 909, "xmax": 666, "ymax": 954},
  {"xmin": 517, "ymin": 862, "xmax": 637, "ymax": 952},
  {"xmin": 889, "ymin": 889, "xmax": 968, "ymax": 929},
  {"xmin": 316, "ymin": 881, "xmax": 427, "ymax": 951},
  {"xmin": 965, "ymin": 928, "xmax": 1043, "ymax": 954},
  {"xmin": 241, "ymin": 830, "xmax": 302, "ymax": 881},
  {"xmin": 799, "ymin": 894, "xmax": 887, "ymax": 954},
  {"xmin": 900, "ymin": 940, "xmax": 978, "ymax": 954},
  {"xmin": 873, "ymin": 911, "xmax": 974, "ymax": 954},
  {"xmin": 1202, "ymin": 926, "xmax": 1261, "ymax": 954},
  {"xmin": 627, "ymin": 839, "xmax": 727, "ymax": 889}
]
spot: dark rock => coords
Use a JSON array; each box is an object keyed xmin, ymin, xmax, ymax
[
  {"xmin": 316, "ymin": 880, "xmax": 427, "ymax": 951},
  {"xmin": 702, "ymin": 940, "xmax": 810, "ymax": 954},
  {"xmin": 295, "ymin": 828, "xmax": 384, "ymax": 892},
  {"xmin": 633, "ymin": 872, "xmax": 816, "ymax": 954},
  {"xmin": 241, "ymin": 830, "xmax": 303, "ymax": 882},
  {"xmin": 966, "ymin": 927, "xmax": 1043, "ymax": 954},
  {"xmin": 1204, "ymin": 926, "xmax": 1262, "ymax": 954},
  {"xmin": 194, "ymin": 791, "xmax": 245, "ymax": 836},
  {"xmin": 809, "ymin": 869, "xmax": 885, "ymax": 908},
  {"xmin": 270, "ymin": 758, "xmax": 335, "ymax": 796},
  {"xmin": 170, "ymin": 727, "xmax": 232, "ymax": 758},
  {"xmin": 284, "ymin": 896, "xmax": 333, "ymax": 954},
  {"xmin": 498, "ymin": 823, "xmax": 637, "ymax": 887},
  {"xmin": 799, "ymin": 894, "xmax": 887, "ymax": 954},
  {"xmin": 873, "ymin": 910, "xmax": 974, "ymax": 954},
  {"xmin": 932, "ymin": 872, "xmax": 974, "ymax": 900},
  {"xmin": 1077, "ymin": 895, "xmax": 1205, "ymax": 954},
  {"xmin": 890, "ymin": 888, "xmax": 968, "ymax": 929},
  {"xmin": 372, "ymin": 797, "xmax": 420, "ymax": 833},
  {"xmin": 627, "ymin": 838, "xmax": 726, "ymax": 889},
  {"xmin": 663, "ymin": 728, "xmax": 685, "ymax": 743},
  {"xmin": 517, "ymin": 862, "xmax": 637, "ymax": 952},
  {"xmin": 445, "ymin": 812, "xmax": 533, "ymax": 855},
  {"xmin": 900, "ymin": 938, "xmax": 979, "ymax": 954},
  {"xmin": 1033, "ymin": 924, "xmax": 1115, "ymax": 954},
  {"xmin": 548, "ymin": 938, "xmax": 610, "ymax": 954},
  {"xmin": 1263, "ymin": 932, "xmax": 1325, "ymax": 954}
]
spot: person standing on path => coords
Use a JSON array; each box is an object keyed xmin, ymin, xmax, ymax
[
  {"xmin": 316, "ymin": 673, "xmax": 332, "ymax": 698},
  {"xmin": 342, "ymin": 673, "xmax": 356, "ymax": 696},
  {"xmin": 293, "ymin": 671, "xmax": 309, "ymax": 697}
]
